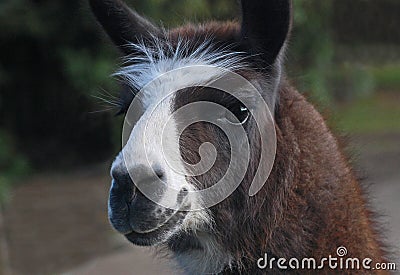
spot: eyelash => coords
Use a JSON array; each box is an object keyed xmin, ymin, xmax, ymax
[
  {"xmin": 115, "ymin": 87, "xmax": 138, "ymax": 116},
  {"xmin": 115, "ymin": 86, "xmax": 252, "ymax": 124}
]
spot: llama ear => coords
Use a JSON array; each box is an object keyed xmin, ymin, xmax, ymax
[
  {"xmin": 89, "ymin": 0, "xmax": 161, "ymax": 54},
  {"xmin": 240, "ymin": 0, "xmax": 292, "ymax": 66}
]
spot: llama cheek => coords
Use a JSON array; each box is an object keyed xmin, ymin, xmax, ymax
[{"xmin": 113, "ymin": 98, "xmax": 204, "ymax": 233}]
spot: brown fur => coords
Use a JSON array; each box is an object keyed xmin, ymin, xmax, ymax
[
  {"xmin": 263, "ymin": 83, "xmax": 387, "ymax": 273},
  {"xmin": 169, "ymin": 24, "xmax": 388, "ymax": 274},
  {"xmin": 90, "ymin": 0, "xmax": 389, "ymax": 272}
]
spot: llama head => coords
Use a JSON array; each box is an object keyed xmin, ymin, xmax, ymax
[{"xmin": 90, "ymin": 0, "xmax": 292, "ymax": 271}]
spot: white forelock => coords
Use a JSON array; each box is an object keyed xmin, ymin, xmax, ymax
[{"xmin": 113, "ymin": 36, "xmax": 248, "ymax": 92}]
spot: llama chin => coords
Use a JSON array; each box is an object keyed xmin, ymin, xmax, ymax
[{"xmin": 90, "ymin": 0, "xmax": 388, "ymax": 273}]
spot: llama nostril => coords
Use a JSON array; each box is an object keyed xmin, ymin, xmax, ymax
[
  {"xmin": 154, "ymin": 168, "xmax": 165, "ymax": 180},
  {"xmin": 111, "ymin": 165, "xmax": 132, "ymax": 187},
  {"xmin": 181, "ymin": 187, "xmax": 188, "ymax": 196}
]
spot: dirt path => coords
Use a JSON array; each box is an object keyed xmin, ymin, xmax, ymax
[
  {"xmin": 352, "ymin": 133, "xmax": 400, "ymax": 262},
  {"xmin": 2, "ymin": 163, "xmax": 177, "ymax": 275},
  {"xmin": 2, "ymin": 134, "xmax": 399, "ymax": 275},
  {"xmin": 2, "ymin": 164, "xmax": 114, "ymax": 274}
]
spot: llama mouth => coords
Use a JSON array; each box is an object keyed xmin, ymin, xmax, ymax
[
  {"xmin": 125, "ymin": 211, "xmax": 186, "ymax": 246},
  {"xmin": 124, "ymin": 210, "xmax": 188, "ymax": 246}
]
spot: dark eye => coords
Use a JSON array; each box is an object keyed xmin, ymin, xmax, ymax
[
  {"xmin": 222, "ymin": 102, "xmax": 250, "ymax": 125},
  {"xmin": 115, "ymin": 84, "xmax": 137, "ymax": 116}
]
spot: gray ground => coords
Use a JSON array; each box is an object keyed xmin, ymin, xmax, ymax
[
  {"xmin": 352, "ymin": 134, "xmax": 400, "ymax": 263},
  {"xmin": 1, "ymin": 133, "xmax": 399, "ymax": 275}
]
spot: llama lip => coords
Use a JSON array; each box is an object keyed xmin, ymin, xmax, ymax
[
  {"xmin": 131, "ymin": 206, "xmax": 181, "ymax": 234},
  {"xmin": 125, "ymin": 197, "xmax": 191, "ymax": 246},
  {"xmin": 124, "ymin": 209, "xmax": 188, "ymax": 246}
]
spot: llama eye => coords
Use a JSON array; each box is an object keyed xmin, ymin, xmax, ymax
[
  {"xmin": 115, "ymin": 104, "xmax": 129, "ymax": 116},
  {"xmin": 115, "ymin": 84, "xmax": 137, "ymax": 116},
  {"xmin": 222, "ymin": 103, "xmax": 250, "ymax": 125}
]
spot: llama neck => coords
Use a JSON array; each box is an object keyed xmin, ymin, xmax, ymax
[
  {"xmin": 170, "ymin": 83, "xmax": 386, "ymax": 274},
  {"xmin": 279, "ymin": 84, "xmax": 384, "ymax": 256},
  {"xmin": 220, "ymin": 84, "xmax": 386, "ymax": 273}
]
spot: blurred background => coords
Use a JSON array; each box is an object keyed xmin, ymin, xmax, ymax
[{"xmin": 0, "ymin": 0, "xmax": 399, "ymax": 274}]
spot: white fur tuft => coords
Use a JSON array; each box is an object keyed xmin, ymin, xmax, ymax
[{"xmin": 113, "ymin": 36, "xmax": 248, "ymax": 94}]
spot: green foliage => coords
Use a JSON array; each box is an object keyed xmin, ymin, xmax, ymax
[
  {"xmin": 290, "ymin": 0, "xmax": 335, "ymax": 105},
  {"xmin": 368, "ymin": 65, "xmax": 400, "ymax": 91},
  {"xmin": 0, "ymin": 0, "xmax": 398, "ymax": 172},
  {"xmin": 60, "ymin": 48, "xmax": 117, "ymax": 93},
  {"xmin": 127, "ymin": 0, "xmax": 238, "ymax": 26},
  {"xmin": 0, "ymin": 130, "xmax": 30, "ymax": 203},
  {"xmin": 0, "ymin": 0, "xmax": 115, "ymax": 167},
  {"xmin": 0, "ymin": 0, "xmax": 45, "ymax": 36},
  {"xmin": 329, "ymin": 64, "xmax": 375, "ymax": 102},
  {"xmin": 289, "ymin": 0, "xmax": 399, "ymax": 106},
  {"xmin": 333, "ymin": 94, "xmax": 400, "ymax": 134}
]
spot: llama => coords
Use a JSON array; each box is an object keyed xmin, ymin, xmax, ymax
[{"xmin": 89, "ymin": 0, "xmax": 388, "ymax": 273}]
